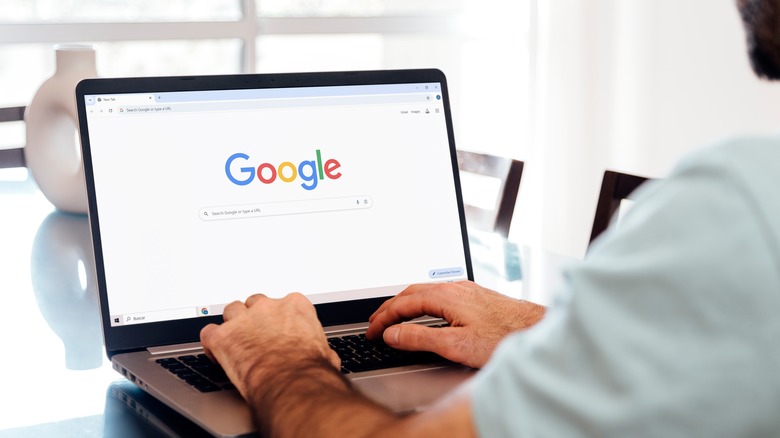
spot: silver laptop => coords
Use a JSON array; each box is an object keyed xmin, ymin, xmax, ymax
[{"xmin": 76, "ymin": 69, "xmax": 475, "ymax": 437}]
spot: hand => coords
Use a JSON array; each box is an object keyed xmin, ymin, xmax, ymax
[
  {"xmin": 200, "ymin": 293, "xmax": 341, "ymax": 400},
  {"xmin": 366, "ymin": 281, "xmax": 545, "ymax": 369},
  {"xmin": 200, "ymin": 291, "xmax": 481, "ymax": 438}
]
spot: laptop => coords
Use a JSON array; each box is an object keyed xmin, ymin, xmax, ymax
[
  {"xmin": 105, "ymin": 380, "xmax": 212, "ymax": 438},
  {"xmin": 76, "ymin": 69, "xmax": 475, "ymax": 437}
]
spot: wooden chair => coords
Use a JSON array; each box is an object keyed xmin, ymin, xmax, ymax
[
  {"xmin": 0, "ymin": 106, "xmax": 26, "ymax": 168},
  {"xmin": 456, "ymin": 150, "xmax": 523, "ymax": 238},
  {"xmin": 588, "ymin": 170, "xmax": 651, "ymax": 246}
]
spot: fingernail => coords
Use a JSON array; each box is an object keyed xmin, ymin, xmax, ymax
[{"xmin": 384, "ymin": 326, "xmax": 399, "ymax": 346}]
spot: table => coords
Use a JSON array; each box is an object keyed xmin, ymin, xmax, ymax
[{"xmin": 0, "ymin": 175, "xmax": 570, "ymax": 437}]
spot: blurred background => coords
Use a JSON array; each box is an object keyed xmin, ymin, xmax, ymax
[{"xmin": 1, "ymin": 0, "xmax": 779, "ymax": 257}]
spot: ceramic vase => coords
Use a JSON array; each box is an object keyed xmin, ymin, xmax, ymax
[{"xmin": 25, "ymin": 44, "xmax": 97, "ymax": 214}]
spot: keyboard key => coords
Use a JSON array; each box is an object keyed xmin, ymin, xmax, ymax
[
  {"xmin": 157, "ymin": 355, "xmax": 232, "ymax": 392},
  {"xmin": 194, "ymin": 383, "xmax": 222, "ymax": 393}
]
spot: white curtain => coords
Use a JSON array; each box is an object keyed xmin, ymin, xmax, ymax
[{"xmin": 513, "ymin": 0, "xmax": 780, "ymax": 258}]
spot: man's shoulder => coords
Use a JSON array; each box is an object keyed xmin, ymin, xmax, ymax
[
  {"xmin": 676, "ymin": 133, "xmax": 780, "ymax": 181},
  {"xmin": 670, "ymin": 133, "xmax": 780, "ymax": 250}
]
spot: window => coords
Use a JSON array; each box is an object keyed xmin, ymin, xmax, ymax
[{"xmin": 1, "ymin": 0, "xmax": 533, "ymax": 205}]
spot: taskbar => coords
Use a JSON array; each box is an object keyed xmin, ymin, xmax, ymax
[{"xmin": 109, "ymin": 303, "xmax": 226, "ymax": 327}]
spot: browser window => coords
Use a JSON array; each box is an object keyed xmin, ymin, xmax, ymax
[{"xmin": 83, "ymin": 82, "xmax": 468, "ymax": 326}]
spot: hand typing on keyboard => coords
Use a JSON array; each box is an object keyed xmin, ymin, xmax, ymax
[
  {"xmin": 198, "ymin": 282, "xmax": 546, "ymax": 437},
  {"xmin": 200, "ymin": 293, "xmax": 341, "ymax": 402},
  {"xmin": 365, "ymin": 281, "xmax": 545, "ymax": 369}
]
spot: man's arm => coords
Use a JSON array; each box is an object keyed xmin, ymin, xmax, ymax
[
  {"xmin": 200, "ymin": 293, "xmax": 478, "ymax": 438},
  {"xmin": 244, "ymin": 362, "xmax": 476, "ymax": 438}
]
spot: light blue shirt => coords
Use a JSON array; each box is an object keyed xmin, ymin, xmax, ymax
[{"xmin": 473, "ymin": 136, "xmax": 780, "ymax": 437}]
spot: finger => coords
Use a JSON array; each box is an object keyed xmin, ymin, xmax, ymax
[
  {"xmin": 368, "ymin": 280, "xmax": 483, "ymax": 328},
  {"xmin": 365, "ymin": 288, "xmax": 455, "ymax": 339},
  {"xmin": 199, "ymin": 324, "xmax": 218, "ymax": 362},
  {"xmin": 368, "ymin": 283, "xmax": 442, "ymax": 323},
  {"xmin": 221, "ymin": 300, "xmax": 247, "ymax": 321},
  {"xmin": 383, "ymin": 324, "xmax": 465, "ymax": 364},
  {"xmin": 368, "ymin": 296, "xmax": 394, "ymax": 324},
  {"xmin": 327, "ymin": 349, "xmax": 341, "ymax": 371}
]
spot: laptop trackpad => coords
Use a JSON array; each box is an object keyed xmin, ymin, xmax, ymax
[{"xmin": 351, "ymin": 366, "xmax": 474, "ymax": 413}]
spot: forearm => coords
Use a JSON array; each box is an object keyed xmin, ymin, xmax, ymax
[{"xmin": 246, "ymin": 357, "xmax": 397, "ymax": 438}]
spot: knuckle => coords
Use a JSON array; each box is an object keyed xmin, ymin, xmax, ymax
[
  {"xmin": 288, "ymin": 293, "xmax": 316, "ymax": 315},
  {"xmin": 200, "ymin": 324, "xmax": 221, "ymax": 346},
  {"xmin": 245, "ymin": 293, "xmax": 268, "ymax": 306},
  {"xmin": 287, "ymin": 292, "xmax": 308, "ymax": 304},
  {"xmin": 199, "ymin": 325, "xmax": 212, "ymax": 342}
]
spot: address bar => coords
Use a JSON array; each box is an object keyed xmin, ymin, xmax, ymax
[
  {"xmin": 199, "ymin": 195, "xmax": 373, "ymax": 221},
  {"xmin": 124, "ymin": 93, "xmax": 433, "ymax": 114}
]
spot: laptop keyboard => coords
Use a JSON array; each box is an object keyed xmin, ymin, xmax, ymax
[
  {"xmin": 329, "ymin": 333, "xmax": 446, "ymax": 374},
  {"xmin": 156, "ymin": 328, "xmax": 448, "ymax": 392},
  {"xmin": 156, "ymin": 355, "xmax": 234, "ymax": 393}
]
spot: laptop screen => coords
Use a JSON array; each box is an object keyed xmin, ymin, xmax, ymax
[{"xmin": 79, "ymin": 71, "xmax": 471, "ymax": 329}]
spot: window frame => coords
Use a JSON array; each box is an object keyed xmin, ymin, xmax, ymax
[{"xmin": 0, "ymin": 0, "xmax": 462, "ymax": 74}]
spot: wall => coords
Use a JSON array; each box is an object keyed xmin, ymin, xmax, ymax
[{"xmin": 518, "ymin": 0, "xmax": 780, "ymax": 258}]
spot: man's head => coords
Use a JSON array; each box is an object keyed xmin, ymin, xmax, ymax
[{"xmin": 737, "ymin": 0, "xmax": 780, "ymax": 79}]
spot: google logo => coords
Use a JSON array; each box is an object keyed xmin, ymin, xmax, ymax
[{"xmin": 225, "ymin": 149, "xmax": 342, "ymax": 191}]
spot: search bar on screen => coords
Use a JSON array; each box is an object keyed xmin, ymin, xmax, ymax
[
  {"xmin": 122, "ymin": 307, "xmax": 197, "ymax": 325},
  {"xmin": 199, "ymin": 195, "xmax": 373, "ymax": 221}
]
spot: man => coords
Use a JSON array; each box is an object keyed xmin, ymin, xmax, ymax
[{"xmin": 201, "ymin": 1, "xmax": 780, "ymax": 436}]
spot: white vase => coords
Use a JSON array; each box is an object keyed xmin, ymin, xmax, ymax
[{"xmin": 25, "ymin": 44, "xmax": 97, "ymax": 214}]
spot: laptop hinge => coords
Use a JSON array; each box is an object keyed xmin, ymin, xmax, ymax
[{"xmin": 147, "ymin": 342, "xmax": 203, "ymax": 356}]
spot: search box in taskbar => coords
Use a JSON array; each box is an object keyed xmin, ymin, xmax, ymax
[{"xmin": 199, "ymin": 195, "xmax": 373, "ymax": 221}]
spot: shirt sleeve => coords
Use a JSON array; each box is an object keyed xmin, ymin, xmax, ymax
[{"xmin": 471, "ymin": 142, "xmax": 780, "ymax": 437}]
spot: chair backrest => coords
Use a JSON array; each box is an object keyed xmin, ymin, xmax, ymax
[
  {"xmin": 456, "ymin": 150, "xmax": 523, "ymax": 238},
  {"xmin": 589, "ymin": 170, "xmax": 650, "ymax": 246},
  {"xmin": 0, "ymin": 106, "xmax": 26, "ymax": 169}
]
